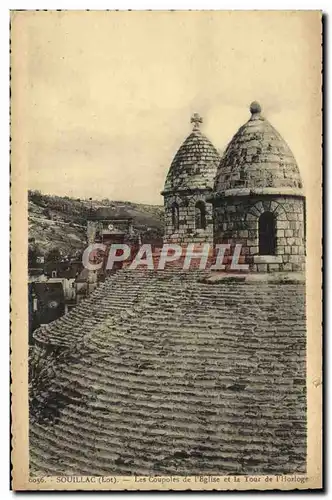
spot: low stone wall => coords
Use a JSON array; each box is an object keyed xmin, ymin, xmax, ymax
[{"xmin": 213, "ymin": 195, "xmax": 305, "ymax": 272}]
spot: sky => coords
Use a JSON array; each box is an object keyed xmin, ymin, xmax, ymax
[{"xmin": 12, "ymin": 10, "xmax": 321, "ymax": 205}]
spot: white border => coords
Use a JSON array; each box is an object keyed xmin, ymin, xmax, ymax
[
  {"xmin": 3, "ymin": 2, "xmax": 327, "ymax": 498},
  {"xmin": 2, "ymin": 1, "xmax": 330, "ymax": 9}
]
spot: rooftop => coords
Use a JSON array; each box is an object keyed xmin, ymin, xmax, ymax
[{"xmin": 30, "ymin": 267, "xmax": 306, "ymax": 476}]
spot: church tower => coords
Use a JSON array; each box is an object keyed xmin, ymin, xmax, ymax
[
  {"xmin": 161, "ymin": 114, "xmax": 221, "ymax": 244},
  {"xmin": 211, "ymin": 102, "xmax": 306, "ymax": 272}
]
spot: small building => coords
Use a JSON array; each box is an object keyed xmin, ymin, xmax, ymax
[
  {"xmin": 28, "ymin": 262, "xmax": 81, "ymax": 340},
  {"xmin": 28, "ymin": 281, "xmax": 65, "ymax": 342},
  {"xmin": 87, "ymin": 208, "xmax": 135, "ymax": 246},
  {"xmin": 80, "ymin": 208, "xmax": 141, "ymax": 294},
  {"xmin": 44, "ymin": 260, "xmax": 83, "ymax": 279}
]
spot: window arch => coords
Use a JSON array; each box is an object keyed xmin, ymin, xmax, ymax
[
  {"xmin": 171, "ymin": 203, "xmax": 179, "ymax": 231},
  {"xmin": 195, "ymin": 201, "xmax": 206, "ymax": 230},
  {"xmin": 259, "ymin": 212, "xmax": 276, "ymax": 255}
]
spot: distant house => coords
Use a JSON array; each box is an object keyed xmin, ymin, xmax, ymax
[
  {"xmin": 28, "ymin": 260, "xmax": 83, "ymax": 340},
  {"xmin": 44, "ymin": 260, "xmax": 83, "ymax": 279}
]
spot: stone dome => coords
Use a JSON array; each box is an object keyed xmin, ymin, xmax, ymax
[
  {"xmin": 214, "ymin": 103, "xmax": 303, "ymax": 196},
  {"xmin": 163, "ymin": 113, "xmax": 221, "ymax": 194}
]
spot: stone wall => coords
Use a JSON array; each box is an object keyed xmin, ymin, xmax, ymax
[
  {"xmin": 163, "ymin": 190, "xmax": 214, "ymax": 244},
  {"xmin": 213, "ymin": 195, "xmax": 305, "ymax": 272}
]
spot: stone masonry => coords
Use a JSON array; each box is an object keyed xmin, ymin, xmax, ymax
[
  {"xmin": 162, "ymin": 113, "xmax": 220, "ymax": 245},
  {"xmin": 162, "ymin": 104, "xmax": 305, "ymax": 271},
  {"xmin": 211, "ymin": 102, "xmax": 306, "ymax": 272},
  {"xmin": 213, "ymin": 196, "xmax": 305, "ymax": 272},
  {"xmin": 163, "ymin": 191, "xmax": 214, "ymax": 244}
]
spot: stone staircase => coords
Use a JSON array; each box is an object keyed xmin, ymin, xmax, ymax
[{"xmin": 30, "ymin": 267, "xmax": 306, "ymax": 476}]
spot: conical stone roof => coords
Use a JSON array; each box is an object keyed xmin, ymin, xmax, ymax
[
  {"xmin": 214, "ymin": 102, "xmax": 303, "ymax": 197},
  {"xmin": 30, "ymin": 268, "xmax": 306, "ymax": 476},
  {"xmin": 163, "ymin": 114, "xmax": 220, "ymax": 194}
]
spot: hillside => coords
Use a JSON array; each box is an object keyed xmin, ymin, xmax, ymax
[{"xmin": 28, "ymin": 191, "xmax": 164, "ymax": 257}]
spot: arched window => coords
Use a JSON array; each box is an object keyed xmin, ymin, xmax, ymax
[
  {"xmin": 171, "ymin": 203, "xmax": 179, "ymax": 231},
  {"xmin": 195, "ymin": 201, "xmax": 206, "ymax": 230},
  {"xmin": 259, "ymin": 212, "xmax": 276, "ymax": 255}
]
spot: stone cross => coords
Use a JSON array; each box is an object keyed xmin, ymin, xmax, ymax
[{"xmin": 191, "ymin": 113, "xmax": 203, "ymax": 130}]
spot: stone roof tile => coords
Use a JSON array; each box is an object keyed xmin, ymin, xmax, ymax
[
  {"xmin": 30, "ymin": 268, "xmax": 306, "ymax": 476},
  {"xmin": 163, "ymin": 115, "xmax": 221, "ymax": 194},
  {"xmin": 214, "ymin": 102, "xmax": 303, "ymax": 195}
]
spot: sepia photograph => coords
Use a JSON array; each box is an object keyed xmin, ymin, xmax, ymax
[{"xmin": 10, "ymin": 10, "xmax": 322, "ymax": 490}]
